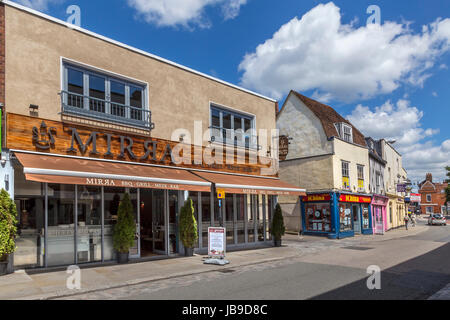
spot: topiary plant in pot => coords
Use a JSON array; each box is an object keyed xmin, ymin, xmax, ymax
[
  {"xmin": 271, "ymin": 203, "xmax": 285, "ymax": 247},
  {"xmin": 179, "ymin": 198, "xmax": 198, "ymax": 256},
  {"xmin": 0, "ymin": 189, "xmax": 18, "ymax": 275},
  {"xmin": 113, "ymin": 193, "xmax": 136, "ymax": 264}
]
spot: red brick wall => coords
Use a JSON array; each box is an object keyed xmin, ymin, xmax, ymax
[{"xmin": 420, "ymin": 181, "xmax": 448, "ymax": 214}]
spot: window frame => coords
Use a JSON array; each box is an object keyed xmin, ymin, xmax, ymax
[
  {"xmin": 209, "ymin": 103, "xmax": 256, "ymax": 149},
  {"xmin": 341, "ymin": 161, "xmax": 350, "ymax": 190},
  {"xmin": 426, "ymin": 194, "xmax": 432, "ymax": 202},
  {"xmin": 62, "ymin": 62, "xmax": 148, "ymax": 124}
]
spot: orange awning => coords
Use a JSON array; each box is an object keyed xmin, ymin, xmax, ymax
[
  {"xmin": 192, "ymin": 171, "xmax": 306, "ymax": 196},
  {"xmin": 15, "ymin": 152, "xmax": 211, "ymax": 192}
]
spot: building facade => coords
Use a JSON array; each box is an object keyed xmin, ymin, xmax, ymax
[
  {"xmin": 382, "ymin": 140, "xmax": 407, "ymax": 230},
  {"xmin": 365, "ymin": 137, "xmax": 389, "ymax": 234},
  {"xmin": 0, "ymin": 2, "xmax": 305, "ymax": 270},
  {"xmin": 419, "ymin": 173, "xmax": 448, "ymax": 215},
  {"xmin": 277, "ymin": 91, "xmax": 372, "ymax": 238}
]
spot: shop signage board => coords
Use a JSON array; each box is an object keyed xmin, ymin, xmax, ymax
[
  {"xmin": 6, "ymin": 113, "xmax": 275, "ymax": 177},
  {"xmin": 278, "ymin": 135, "xmax": 289, "ymax": 161},
  {"xmin": 397, "ymin": 184, "xmax": 407, "ymax": 193},
  {"xmin": 303, "ymin": 194, "xmax": 332, "ymax": 202},
  {"xmin": 410, "ymin": 193, "xmax": 421, "ymax": 202},
  {"xmin": 208, "ymin": 227, "xmax": 226, "ymax": 258},
  {"xmin": 339, "ymin": 194, "xmax": 372, "ymax": 204}
]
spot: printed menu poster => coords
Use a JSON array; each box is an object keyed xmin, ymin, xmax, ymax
[{"xmin": 208, "ymin": 227, "xmax": 226, "ymax": 258}]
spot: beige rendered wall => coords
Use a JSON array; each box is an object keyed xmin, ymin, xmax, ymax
[
  {"xmin": 278, "ymin": 155, "xmax": 334, "ymax": 232},
  {"xmin": 277, "ymin": 93, "xmax": 333, "ymax": 160},
  {"xmin": 4, "ymin": 5, "xmax": 276, "ymax": 147},
  {"xmin": 332, "ymin": 138, "xmax": 370, "ymax": 193}
]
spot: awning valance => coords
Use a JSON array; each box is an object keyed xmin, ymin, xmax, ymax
[
  {"xmin": 192, "ymin": 171, "xmax": 306, "ymax": 196},
  {"xmin": 14, "ymin": 152, "xmax": 211, "ymax": 192}
]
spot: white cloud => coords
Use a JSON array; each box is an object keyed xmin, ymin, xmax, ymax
[
  {"xmin": 347, "ymin": 100, "xmax": 449, "ymax": 183},
  {"xmin": 15, "ymin": 0, "xmax": 62, "ymax": 11},
  {"xmin": 238, "ymin": 2, "xmax": 450, "ymax": 101},
  {"xmin": 127, "ymin": 0, "xmax": 247, "ymax": 28}
]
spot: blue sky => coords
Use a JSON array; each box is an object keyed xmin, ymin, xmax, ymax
[{"xmin": 12, "ymin": 0, "xmax": 450, "ymax": 184}]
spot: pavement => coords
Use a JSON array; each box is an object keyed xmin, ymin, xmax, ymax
[{"xmin": 0, "ymin": 222, "xmax": 447, "ymax": 300}]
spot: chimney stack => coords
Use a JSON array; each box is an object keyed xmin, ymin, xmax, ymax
[{"xmin": 426, "ymin": 173, "xmax": 433, "ymax": 182}]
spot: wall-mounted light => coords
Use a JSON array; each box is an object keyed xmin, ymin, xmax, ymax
[
  {"xmin": 29, "ymin": 104, "xmax": 39, "ymax": 116},
  {"xmin": 29, "ymin": 104, "xmax": 39, "ymax": 111}
]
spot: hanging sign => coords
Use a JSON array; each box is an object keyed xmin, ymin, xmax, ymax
[{"xmin": 208, "ymin": 227, "xmax": 226, "ymax": 258}]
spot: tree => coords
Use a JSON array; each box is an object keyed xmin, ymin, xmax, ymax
[
  {"xmin": 179, "ymin": 198, "xmax": 198, "ymax": 249},
  {"xmin": 271, "ymin": 203, "xmax": 285, "ymax": 241},
  {"xmin": 113, "ymin": 193, "xmax": 136, "ymax": 254},
  {"xmin": 0, "ymin": 189, "xmax": 18, "ymax": 261}
]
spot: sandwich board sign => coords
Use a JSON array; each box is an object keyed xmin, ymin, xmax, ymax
[
  {"xmin": 208, "ymin": 227, "xmax": 226, "ymax": 258},
  {"xmin": 204, "ymin": 227, "xmax": 230, "ymax": 265}
]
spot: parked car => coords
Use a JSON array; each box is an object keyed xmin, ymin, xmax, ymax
[{"xmin": 428, "ymin": 214, "xmax": 447, "ymax": 226}]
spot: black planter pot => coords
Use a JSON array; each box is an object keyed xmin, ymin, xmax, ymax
[
  {"xmin": 273, "ymin": 239, "xmax": 282, "ymax": 247},
  {"xmin": 0, "ymin": 254, "xmax": 13, "ymax": 276},
  {"xmin": 184, "ymin": 247, "xmax": 194, "ymax": 257},
  {"xmin": 117, "ymin": 252, "xmax": 129, "ymax": 264}
]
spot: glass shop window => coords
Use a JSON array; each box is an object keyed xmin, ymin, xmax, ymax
[{"xmin": 304, "ymin": 203, "xmax": 332, "ymax": 232}]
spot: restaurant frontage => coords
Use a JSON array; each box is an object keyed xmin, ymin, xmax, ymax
[
  {"xmin": 301, "ymin": 192, "xmax": 373, "ymax": 239},
  {"xmin": 7, "ymin": 114, "xmax": 306, "ymax": 270}
]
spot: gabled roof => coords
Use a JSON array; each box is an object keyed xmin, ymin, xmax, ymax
[{"xmin": 287, "ymin": 91, "xmax": 367, "ymax": 147}]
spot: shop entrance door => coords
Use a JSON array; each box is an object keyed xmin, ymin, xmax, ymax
[
  {"xmin": 151, "ymin": 190, "xmax": 166, "ymax": 255},
  {"xmin": 375, "ymin": 207, "xmax": 384, "ymax": 235},
  {"xmin": 128, "ymin": 189, "xmax": 140, "ymax": 259},
  {"xmin": 353, "ymin": 204, "xmax": 361, "ymax": 234}
]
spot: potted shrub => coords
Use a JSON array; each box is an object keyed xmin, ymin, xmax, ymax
[
  {"xmin": 179, "ymin": 198, "xmax": 198, "ymax": 257},
  {"xmin": 113, "ymin": 193, "xmax": 136, "ymax": 264},
  {"xmin": 271, "ymin": 203, "xmax": 285, "ymax": 247},
  {"xmin": 0, "ymin": 189, "xmax": 18, "ymax": 275}
]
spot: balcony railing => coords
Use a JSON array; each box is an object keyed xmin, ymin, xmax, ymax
[
  {"xmin": 60, "ymin": 91, "xmax": 154, "ymax": 130},
  {"xmin": 209, "ymin": 126, "xmax": 259, "ymax": 150}
]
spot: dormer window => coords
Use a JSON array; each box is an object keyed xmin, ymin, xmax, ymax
[{"xmin": 334, "ymin": 122, "xmax": 353, "ymax": 143}]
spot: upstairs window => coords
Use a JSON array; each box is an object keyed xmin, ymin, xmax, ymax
[
  {"xmin": 334, "ymin": 123, "xmax": 353, "ymax": 143},
  {"xmin": 426, "ymin": 194, "xmax": 432, "ymax": 202},
  {"xmin": 62, "ymin": 63, "xmax": 149, "ymax": 128},
  {"xmin": 210, "ymin": 105, "xmax": 256, "ymax": 149},
  {"xmin": 342, "ymin": 161, "xmax": 350, "ymax": 190},
  {"xmin": 357, "ymin": 164, "xmax": 364, "ymax": 191}
]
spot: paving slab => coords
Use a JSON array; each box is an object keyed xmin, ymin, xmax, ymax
[{"xmin": 0, "ymin": 223, "xmax": 429, "ymax": 300}]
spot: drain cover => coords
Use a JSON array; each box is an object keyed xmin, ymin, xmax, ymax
[{"xmin": 343, "ymin": 246, "xmax": 374, "ymax": 251}]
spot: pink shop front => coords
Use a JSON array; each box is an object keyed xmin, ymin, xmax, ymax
[{"xmin": 371, "ymin": 195, "xmax": 389, "ymax": 234}]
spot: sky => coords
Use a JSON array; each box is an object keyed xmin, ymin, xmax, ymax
[{"xmin": 11, "ymin": 0, "xmax": 450, "ymax": 186}]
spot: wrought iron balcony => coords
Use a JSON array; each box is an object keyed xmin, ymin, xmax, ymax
[{"xmin": 60, "ymin": 91, "xmax": 154, "ymax": 130}]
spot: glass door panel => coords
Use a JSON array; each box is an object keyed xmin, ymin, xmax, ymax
[
  {"xmin": 225, "ymin": 196, "xmax": 234, "ymax": 245},
  {"xmin": 353, "ymin": 204, "xmax": 361, "ymax": 234},
  {"xmin": 236, "ymin": 194, "xmax": 245, "ymax": 244},
  {"xmin": 129, "ymin": 189, "xmax": 139, "ymax": 258},
  {"xmin": 77, "ymin": 186, "xmax": 102, "ymax": 263},
  {"xmin": 152, "ymin": 190, "xmax": 166, "ymax": 255},
  {"xmin": 168, "ymin": 191, "xmax": 179, "ymax": 254}
]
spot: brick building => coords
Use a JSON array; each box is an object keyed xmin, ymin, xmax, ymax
[{"xmin": 419, "ymin": 173, "xmax": 449, "ymax": 215}]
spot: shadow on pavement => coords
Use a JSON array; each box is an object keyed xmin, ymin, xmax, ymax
[{"xmin": 310, "ymin": 242, "xmax": 450, "ymax": 300}]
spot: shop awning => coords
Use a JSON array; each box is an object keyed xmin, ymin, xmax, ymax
[
  {"xmin": 192, "ymin": 171, "xmax": 306, "ymax": 196},
  {"xmin": 14, "ymin": 152, "xmax": 211, "ymax": 192}
]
